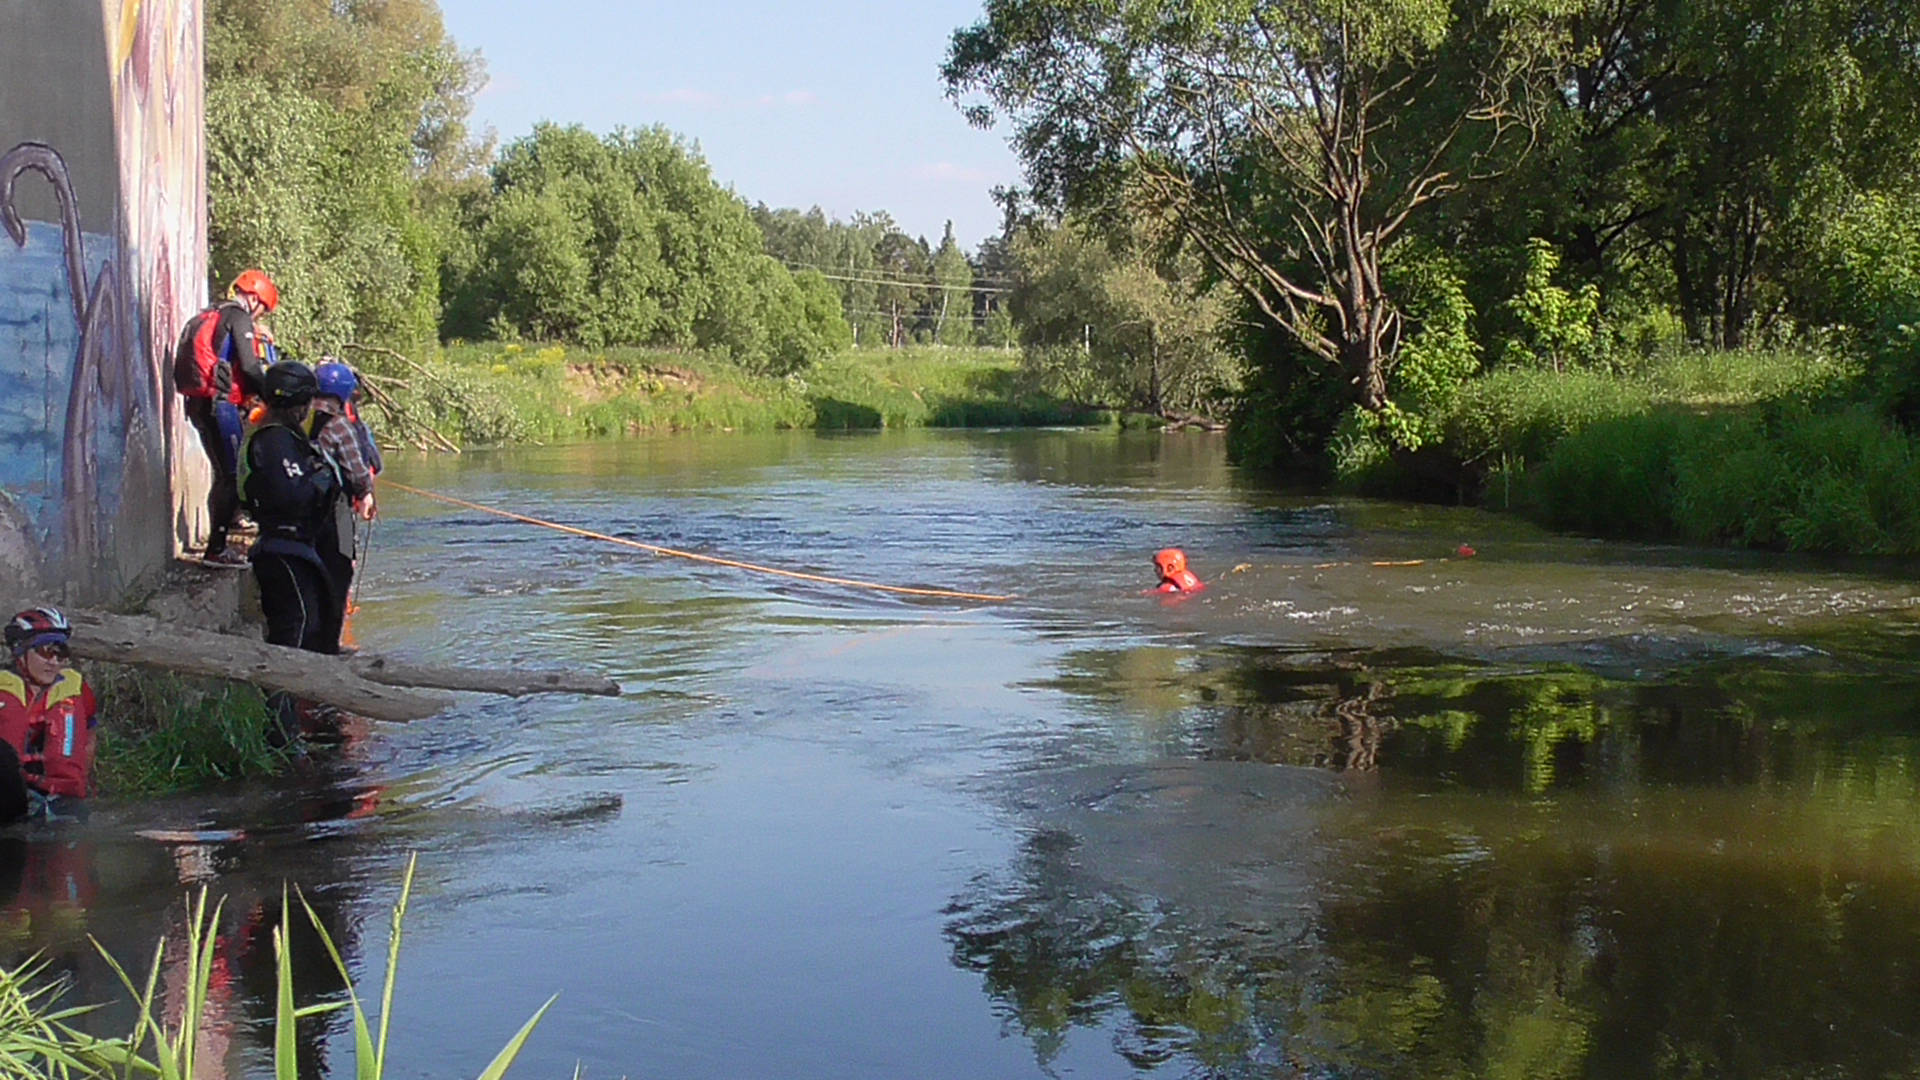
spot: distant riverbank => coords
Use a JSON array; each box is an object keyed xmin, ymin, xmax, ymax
[{"xmin": 355, "ymin": 344, "xmax": 1136, "ymax": 449}]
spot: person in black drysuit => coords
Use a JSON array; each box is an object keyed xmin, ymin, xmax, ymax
[{"xmin": 240, "ymin": 362, "xmax": 346, "ymax": 742}]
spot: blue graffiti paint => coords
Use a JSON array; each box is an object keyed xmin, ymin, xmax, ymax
[{"xmin": 0, "ymin": 219, "xmax": 117, "ymax": 549}]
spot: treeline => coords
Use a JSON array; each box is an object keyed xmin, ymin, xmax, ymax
[
  {"xmin": 945, "ymin": 0, "xmax": 1920, "ymax": 473},
  {"xmin": 207, "ymin": 0, "xmax": 1920, "ymax": 547},
  {"xmin": 203, "ymin": 0, "xmax": 1247, "ymax": 422},
  {"xmin": 202, "ymin": 0, "xmax": 1241, "ymax": 421},
  {"xmin": 751, "ymin": 208, "xmax": 1013, "ymax": 350},
  {"xmin": 435, "ymin": 124, "xmax": 847, "ymax": 375}
]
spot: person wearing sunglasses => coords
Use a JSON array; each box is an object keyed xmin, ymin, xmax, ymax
[{"xmin": 0, "ymin": 607, "xmax": 95, "ymax": 822}]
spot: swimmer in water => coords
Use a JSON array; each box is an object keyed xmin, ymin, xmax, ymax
[{"xmin": 1152, "ymin": 548, "xmax": 1204, "ymax": 593}]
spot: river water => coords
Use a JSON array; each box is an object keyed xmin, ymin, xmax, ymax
[{"xmin": 29, "ymin": 429, "xmax": 1920, "ymax": 1077}]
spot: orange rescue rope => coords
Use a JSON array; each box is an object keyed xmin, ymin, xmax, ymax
[{"xmin": 384, "ymin": 481, "xmax": 1015, "ymax": 604}]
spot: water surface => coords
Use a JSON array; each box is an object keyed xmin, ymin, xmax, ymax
[{"xmin": 27, "ymin": 429, "xmax": 1920, "ymax": 1078}]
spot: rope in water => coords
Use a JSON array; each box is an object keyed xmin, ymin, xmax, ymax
[{"xmin": 384, "ymin": 481, "xmax": 1016, "ymax": 604}]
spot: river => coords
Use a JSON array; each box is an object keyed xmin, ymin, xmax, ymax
[{"xmin": 32, "ymin": 429, "xmax": 1920, "ymax": 1077}]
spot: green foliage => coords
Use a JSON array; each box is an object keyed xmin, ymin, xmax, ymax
[
  {"xmin": 1378, "ymin": 243, "xmax": 1482, "ymax": 450},
  {"xmin": 932, "ymin": 222, "xmax": 977, "ymax": 347},
  {"xmin": 1440, "ymin": 367, "xmax": 1653, "ymax": 469},
  {"xmin": 946, "ymin": 0, "xmax": 1581, "ymax": 438},
  {"xmin": 206, "ymin": 0, "xmax": 481, "ymax": 353},
  {"xmin": 55, "ymin": 861, "xmax": 551, "ymax": 1080},
  {"xmin": 90, "ymin": 665, "xmax": 288, "ymax": 796},
  {"xmin": 445, "ymin": 126, "xmax": 850, "ymax": 373},
  {"xmin": 1500, "ymin": 239, "xmax": 1601, "ymax": 372},
  {"xmin": 391, "ymin": 345, "xmax": 1097, "ymax": 444},
  {"xmin": 751, "ymin": 206, "xmax": 928, "ymax": 347},
  {"xmin": 0, "ymin": 956, "xmax": 132, "ymax": 1079},
  {"xmin": 1518, "ymin": 397, "xmax": 1920, "ymax": 553},
  {"xmin": 1008, "ymin": 219, "xmax": 1240, "ymax": 416},
  {"xmin": 1521, "ymin": 408, "xmax": 1693, "ymax": 537},
  {"xmin": 1793, "ymin": 189, "xmax": 1920, "ymax": 421},
  {"xmin": 1226, "ymin": 335, "xmax": 1352, "ymax": 476},
  {"xmin": 1403, "ymin": 343, "xmax": 1920, "ymax": 553}
]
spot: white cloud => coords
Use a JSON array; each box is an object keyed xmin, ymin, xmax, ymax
[
  {"xmin": 908, "ymin": 162, "xmax": 994, "ymax": 184},
  {"xmin": 782, "ymin": 90, "xmax": 818, "ymax": 106}
]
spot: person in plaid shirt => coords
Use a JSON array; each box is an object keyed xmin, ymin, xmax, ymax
[{"xmin": 310, "ymin": 361, "xmax": 379, "ymax": 653}]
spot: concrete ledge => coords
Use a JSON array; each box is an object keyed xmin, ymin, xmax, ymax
[{"xmin": 137, "ymin": 558, "xmax": 255, "ymax": 633}]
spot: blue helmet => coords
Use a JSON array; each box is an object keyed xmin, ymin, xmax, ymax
[{"xmin": 315, "ymin": 360, "xmax": 358, "ymax": 401}]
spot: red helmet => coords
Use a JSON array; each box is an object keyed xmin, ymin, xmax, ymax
[
  {"xmin": 232, "ymin": 268, "xmax": 279, "ymax": 312},
  {"xmin": 6, "ymin": 607, "xmax": 71, "ymax": 657},
  {"xmin": 1153, "ymin": 548, "xmax": 1188, "ymax": 576}
]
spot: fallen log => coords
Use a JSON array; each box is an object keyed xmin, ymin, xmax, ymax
[
  {"xmin": 67, "ymin": 610, "xmax": 451, "ymax": 722},
  {"xmin": 349, "ymin": 654, "xmax": 619, "ymax": 698},
  {"xmin": 58, "ymin": 609, "xmax": 619, "ymax": 723}
]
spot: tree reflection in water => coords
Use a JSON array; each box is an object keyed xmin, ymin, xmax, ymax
[{"xmin": 957, "ymin": 641, "xmax": 1920, "ymax": 1075}]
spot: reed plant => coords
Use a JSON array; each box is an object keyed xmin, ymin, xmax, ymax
[
  {"xmin": 0, "ymin": 855, "xmax": 554, "ymax": 1079},
  {"xmin": 0, "ymin": 956, "xmax": 134, "ymax": 1078}
]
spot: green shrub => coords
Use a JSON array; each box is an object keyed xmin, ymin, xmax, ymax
[
  {"xmin": 1521, "ymin": 408, "xmax": 1696, "ymax": 537},
  {"xmin": 1668, "ymin": 413, "xmax": 1795, "ymax": 547},
  {"xmin": 1517, "ymin": 399, "xmax": 1920, "ymax": 554},
  {"xmin": 1765, "ymin": 407, "xmax": 1920, "ymax": 553},
  {"xmin": 92, "ymin": 666, "xmax": 289, "ymax": 796}
]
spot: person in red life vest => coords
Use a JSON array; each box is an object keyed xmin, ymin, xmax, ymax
[
  {"xmin": 172, "ymin": 268, "xmax": 280, "ymax": 565},
  {"xmin": 0, "ymin": 608, "xmax": 96, "ymax": 823},
  {"xmin": 1152, "ymin": 548, "xmax": 1204, "ymax": 593}
]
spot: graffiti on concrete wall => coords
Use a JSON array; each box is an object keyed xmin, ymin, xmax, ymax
[
  {"xmin": 0, "ymin": 143, "xmax": 135, "ymax": 588},
  {"xmin": 0, "ymin": 1, "xmax": 203, "ymax": 604},
  {"xmin": 107, "ymin": 0, "xmax": 208, "ymax": 562}
]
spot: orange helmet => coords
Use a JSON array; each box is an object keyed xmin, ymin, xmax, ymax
[
  {"xmin": 232, "ymin": 268, "xmax": 279, "ymax": 312},
  {"xmin": 1153, "ymin": 548, "xmax": 1188, "ymax": 576}
]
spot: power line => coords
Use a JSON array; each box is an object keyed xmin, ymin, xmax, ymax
[
  {"xmin": 791, "ymin": 268, "xmax": 1015, "ymax": 294},
  {"xmin": 775, "ymin": 258, "xmax": 1020, "ymax": 292},
  {"xmin": 780, "ymin": 260, "xmax": 1017, "ymax": 292},
  {"xmin": 842, "ymin": 309, "xmax": 1003, "ymax": 325},
  {"xmin": 775, "ymin": 256, "xmax": 1021, "ymax": 288}
]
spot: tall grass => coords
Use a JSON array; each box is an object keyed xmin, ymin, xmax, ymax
[
  {"xmin": 2, "ymin": 857, "xmax": 552, "ymax": 1079},
  {"xmin": 359, "ymin": 343, "xmax": 1098, "ymax": 446},
  {"xmin": 0, "ymin": 956, "xmax": 133, "ymax": 1078},
  {"xmin": 1436, "ymin": 347, "xmax": 1857, "ymax": 472},
  {"xmin": 1508, "ymin": 378, "xmax": 1920, "ymax": 553},
  {"xmin": 90, "ymin": 665, "xmax": 288, "ymax": 796},
  {"xmin": 1336, "ymin": 345, "xmax": 1916, "ymax": 554}
]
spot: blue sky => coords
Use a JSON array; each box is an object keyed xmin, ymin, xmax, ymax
[{"xmin": 440, "ymin": 0, "xmax": 1022, "ymax": 252}]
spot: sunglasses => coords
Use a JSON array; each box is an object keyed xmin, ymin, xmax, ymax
[{"xmin": 29, "ymin": 643, "xmax": 68, "ymax": 661}]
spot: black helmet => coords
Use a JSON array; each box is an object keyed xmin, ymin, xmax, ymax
[{"xmin": 263, "ymin": 361, "xmax": 318, "ymax": 407}]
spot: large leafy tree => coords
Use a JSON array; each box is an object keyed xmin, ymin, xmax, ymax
[
  {"xmin": 445, "ymin": 125, "xmax": 847, "ymax": 372},
  {"xmin": 1443, "ymin": 0, "xmax": 1920, "ymax": 349},
  {"xmin": 946, "ymin": 0, "xmax": 1574, "ymax": 415},
  {"xmin": 206, "ymin": 0, "xmax": 483, "ymax": 350},
  {"xmin": 1011, "ymin": 218, "xmax": 1238, "ymax": 414}
]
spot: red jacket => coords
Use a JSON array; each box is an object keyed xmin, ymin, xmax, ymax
[{"xmin": 0, "ymin": 668, "xmax": 96, "ymax": 798}]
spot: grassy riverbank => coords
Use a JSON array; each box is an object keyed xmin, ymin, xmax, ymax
[
  {"xmin": 1341, "ymin": 347, "xmax": 1920, "ymax": 555},
  {"xmin": 91, "ymin": 665, "xmax": 286, "ymax": 796},
  {"xmin": 361, "ymin": 344, "xmax": 1115, "ymax": 447}
]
